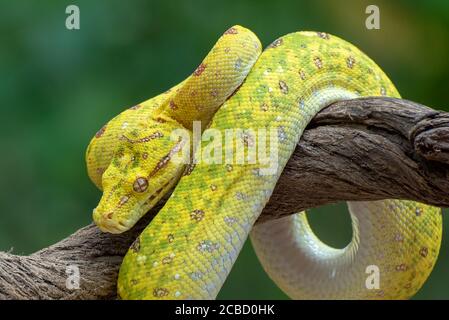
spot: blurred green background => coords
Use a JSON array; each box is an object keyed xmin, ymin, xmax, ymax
[{"xmin": 0, "ymin": 0, "xmax": 448, "ymax": 299}]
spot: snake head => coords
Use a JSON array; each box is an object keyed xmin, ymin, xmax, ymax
[{"xmin": 93, "ymin": 115, "xmax": 190, "ymax": 234}]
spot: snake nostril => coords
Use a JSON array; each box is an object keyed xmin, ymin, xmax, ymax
[{"xmin": 105, "ymin": 212, "xmax": 114, "ymax": 219}]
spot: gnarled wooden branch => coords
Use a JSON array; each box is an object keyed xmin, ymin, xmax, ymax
[{"xmin": 1, "ymin": 97, "xmax": 448, "ymax": 300}]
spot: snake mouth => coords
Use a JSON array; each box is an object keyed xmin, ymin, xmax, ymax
[{"xmin": 95, "ymin": 215, "xmax": 130, "ymax": 234}]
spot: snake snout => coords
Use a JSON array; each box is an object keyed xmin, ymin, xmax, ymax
[{"xmin": 93, "ymin": 208, "xmax": 130, "ymax": 234}]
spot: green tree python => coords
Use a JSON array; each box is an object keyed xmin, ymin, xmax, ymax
[{"xmin": 85, "ymin": 26, "xmax": 442, "ymax": 299}]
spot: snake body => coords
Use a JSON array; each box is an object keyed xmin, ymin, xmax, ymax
[{"xmin": 86, "ymin": 26, "xmax": 442, "ymax": 299}]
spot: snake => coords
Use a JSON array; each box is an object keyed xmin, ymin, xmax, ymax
[{"xmin": 86, "ymin": 25, "xmax": 442, "ymax": 299}]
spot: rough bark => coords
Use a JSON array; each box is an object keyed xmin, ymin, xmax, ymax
[{"xmin": 1, "ymin": 97, "xmax": 448, "ymax": 300}]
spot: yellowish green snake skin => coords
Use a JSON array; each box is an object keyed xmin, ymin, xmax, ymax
[{"xmin": 86, "ymin": 26, "xmax": 442, "ymax": 299}]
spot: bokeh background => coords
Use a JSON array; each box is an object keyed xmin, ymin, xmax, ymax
[{"xmin": 0, "ymin": 0, "xmax": 448, "ymax": 299}]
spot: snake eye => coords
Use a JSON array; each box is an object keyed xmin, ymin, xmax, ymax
[{"xmin": 133, "ymin": 177, "xmax": 148, "ymax": 193}]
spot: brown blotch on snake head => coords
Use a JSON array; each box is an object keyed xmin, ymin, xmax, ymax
[
  {"xmin": 120, "ymin": 131, "xmax": 163, "ymax": 144},
  {"xmin": 149, "ymin": 156, "xmax": 171, "ymax": 178},
  {"xmin": 118, "ymin": 195, "xmax": 130, "ymax": 207},
  {"xmin": 149, "ymin": 138, "xmax": 186, "ymax": 178}
]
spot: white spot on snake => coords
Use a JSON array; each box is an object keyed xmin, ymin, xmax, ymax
[
  {"xmin": 174, "ymin": 273, "xmax": 180, "ymax": 280},
  {"xmin": 224, "ymin": 216, "xmax": 238, "ymax": 226},
  {"xmin": 121, "ymin": 122, "xmax": 129, "ymax": 129},
  {"xmin": 396, "ymin": 264, "xmax": 407, "ymax": 271},
  {"xmin": 268, "ymin": 87, "xmax": 273, "ymax": 93},
  {"xmin": 189, "ymin": 272, "xmax": 202, "ymax": 281},
  {"xmin": 235, "ymin": 192, "xmax": 247, "ymax": 200},
  {"xmin": 137, "ymin": 255, "xmax": 147, "ymax": 264},
  {"xmin": 175, "ymin": 291, "xmax": 181, "ymax": 297},
  {"xmin": 278, "ymin": 126, "xmax": 287, "ymax": 142},
  {"xmin": 152, "ymin": 261, "xmax": 159, "ymax": 267},
  {"xmin": 170, "ymin": 252, "xmax": 176, "ymax": 258},
  {"xmin": 234, "ymin": 58, "xmax": 243, "ymax": 71},
  {"xmin": 197, "ymin": 240, "xmax": 220, "ymax": 253}
]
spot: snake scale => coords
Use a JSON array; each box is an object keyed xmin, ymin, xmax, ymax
[{"xmin": 86, "ymin": 26, "xmax": 442, "ymax": 299}]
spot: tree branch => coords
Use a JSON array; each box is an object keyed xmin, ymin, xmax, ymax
[{"xmin": 1, "ymin": 97, "xmax": 448, "ymax": 299}]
